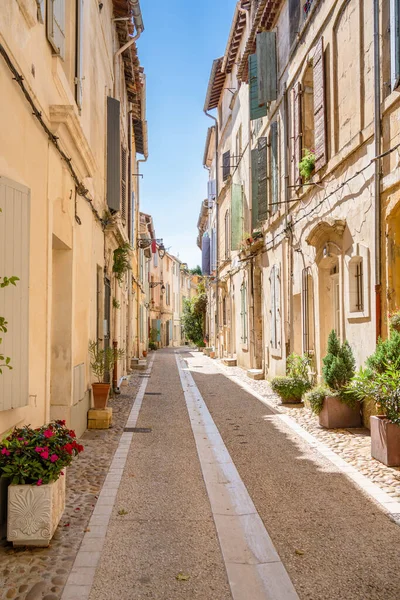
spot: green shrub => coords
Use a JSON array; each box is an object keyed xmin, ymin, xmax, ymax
[
  {"xmin": 305, "ymin": 386, "xmax": 329, "ymax": 415},
  {"xmin": 149, "ymin": 342, "xmax": 157, "ymax": 351},
  {"xmin": 286, "ymin": 353, "xmax": 311, "ymax": 380},
  {"xmin": 270, "ymin": 376, "xmax": 311, "ymax": 402},
  {"xmin": 366, "ymin": 330, "xmax": 400, "ymax": 373},
  {"xmin": 350, "ymin": 364, "xmax": 400, "ymax": 425},
  {"xmin": 322, "ymin": 330, "xmax": 355, "ymax": 391}
]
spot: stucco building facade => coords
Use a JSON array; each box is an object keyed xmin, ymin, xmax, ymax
[
  {"xmin": 199, "ymin": 0, "xmax": 400, "ymax": 397},
  {"xmin": 0, "ymin": 0, "xmax": 147, "ymax": 438}
]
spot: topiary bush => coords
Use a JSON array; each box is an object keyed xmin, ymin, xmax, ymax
[{"xmin": 322, "ymin": 330, "xmax": 355, "ymax": 392}]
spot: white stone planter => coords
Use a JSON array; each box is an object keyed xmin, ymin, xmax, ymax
[{"xmin": 7, "ymin": 474, "xmax": 66, "ymax": 547}]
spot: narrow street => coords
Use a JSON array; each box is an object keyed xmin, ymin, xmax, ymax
[{"xmin": 62, "ymin": 349, "xmax": 400, "ymax": 600}]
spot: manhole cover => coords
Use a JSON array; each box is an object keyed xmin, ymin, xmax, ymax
[{"xmin": 124, "ymin": 427, "xmax": 152, "ymax": 433}]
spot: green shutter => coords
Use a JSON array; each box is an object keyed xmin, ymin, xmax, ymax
[
  {"xmin": 270, "ymin": 122, "xmax": 278, "ymax": 215},
  {"xmin": 231, "ymin": 183, "xmax": 243, "ymax": 250},
  {"xmin": 251, "ymin": 149, "xmax": 259, "ymax": 229},
  {"xmin": 257, "ymin": 137, "xmax": 268, "ymax": 222},
  {"xmin": 249, "ymin": 54, "xmax": 268, "ymax": 121},
  {"xmin": 257, "ymin": 31, "xmax": 277, "ymax": 105}
]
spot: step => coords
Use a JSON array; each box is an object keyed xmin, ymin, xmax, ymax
[
  {"xmin": 130, "ymin": 359, "xmax": 147, "ymax": 370},
  {"xmin": 222, "ymin": 358, "xmax": 237, "ymax": 367},
  {"xmin": 247, "ymin": 369, "xmax": 264, "ymax": 380}
]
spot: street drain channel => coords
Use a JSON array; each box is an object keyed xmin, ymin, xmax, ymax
[
  {"xmin": 144, "ymin": 392, "xmax": 162, "ymax": 396},
  {"xmin": 124, "ymin": 427, "xmax": 152, "ymax": 433}
]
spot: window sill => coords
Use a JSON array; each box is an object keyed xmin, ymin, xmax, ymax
[{"xmin": 347, "ymin": 311, "xmax": 370, "ymax": 322}]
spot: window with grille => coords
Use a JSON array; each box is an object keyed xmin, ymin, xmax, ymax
[
  {"xmin": 349, "ymin": 257, "xmax": 364, "ymax": 313},
  {"xmin": 121, "ymin": 146, "xmax": 127, "ymax": 222},
  {"xmin": 222, "ymin": 150, "xmax": 230, "ymax": 181},
  {"xmin": 240, "ymin": 281, "xmax": 248, "ymax": 344}
]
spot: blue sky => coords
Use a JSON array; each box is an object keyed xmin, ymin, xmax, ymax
[{"xmin": 138, "ymin": 0, "xmax": 236, "ymax": 268}]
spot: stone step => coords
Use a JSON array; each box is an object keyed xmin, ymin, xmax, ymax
[
  {"xmin": 247, "ymin": 369, "xmax": 264, "ymax": 380},
  {"xmin": 222, "ymin": 358, "xmax": 237, "ymax": 367}
]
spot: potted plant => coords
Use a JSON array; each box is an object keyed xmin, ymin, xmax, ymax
[
  {"xmin": 310, "ymin": 330, "xmax": 360, "ymax": 428},
  {"xmin": 143, "ymin": 349, "xmax": 148, "ymax": 358},
  {"xmin": 350, "ymin": 331, "xmax": 400, "ymax": 465},
  {"xmin": 0, "ymin": 420, "xmax": 83, "ymax": 546},
  {"xmin": 298, "ymin": 148, "xmax": 315, "ymax": 182},
  {"xmin": 89, "ymin": 341, "xmax": 125, "ymax": 409},
  {"xmin": 270, "ymin": 353, "xmax": 312, "ymax": 403},
  {"xmin": 149, "ymin": 341, "xmax": 157, "ymax": 351}
]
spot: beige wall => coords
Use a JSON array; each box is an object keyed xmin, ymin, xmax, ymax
[{"xmin": 0, "ymin": 1, "xmax": 144, "ymax": 437}]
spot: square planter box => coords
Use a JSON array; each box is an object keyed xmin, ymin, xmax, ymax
[
  {"xmin": 7, "ymin": 474, "xmax": 66, "ymax": 547},
  {"xmin": 319, "ymin": 395, "xmax": 361, "ymax": 429},
  {"xmin": 371, "ymin": 415, "xmax": 400, "ymax": 467}
]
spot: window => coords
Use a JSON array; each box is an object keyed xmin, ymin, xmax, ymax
[
  {"xmin": 223, "ymin": 297, "xmax": 227, "ymax": 326},
  {"xmin": 47, "ymin": 0, "xmax": 66, "ymax": 59},
  {"xmin": 390, "ymin": 0, "xmax": 400, "ymax": 90},
  {"xmin": 224, "ymin": 210, "xmax": 230, "ymax": 259},
  {"xmin": 240, "ymin": 281, "xmax": 248, "ymax": 344},
  {"xmin": 302, "ymin": 63, "xmax": 314, "ymax": 153},
  {"xmin": 302, "ymin": 268, "xmax": 315, "ymax": 354},
  {"xmin": 121, "ymin": 146, "xmax": 127, "ymax": 222},
  {"xmin": 348, "ymin": 251, "xmax": 368, "ymax": 316}
]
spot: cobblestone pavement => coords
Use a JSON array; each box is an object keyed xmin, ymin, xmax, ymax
[
  {"xmin": 214, "ymin": 358, "xmax": 400, "ymax": 503},
  {"xmin": 0, "ymin": 372, "xmax": 141, "ymax": 600}
]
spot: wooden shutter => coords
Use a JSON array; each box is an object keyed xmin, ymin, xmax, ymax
[
  {"xmin": 208, "ymin": 179, "xmax": 216, "ymax": 202},
  {"xmin": 47, "ymin": 0, "xmax": 65, "ymax": 58},
  {"xmin": 292, "ymin": 82, "xmax": 302, "ymax": 186},
  {"xmin": 75, "ymin": 0, "xmax": 84, "ymax": 109},
  {"xmin": 257, "ymin": 137, "xmax": 268, "ymax": 222},
  {"xmin": 251, "ymin": 149, "xmax": 259, "ymax": 229},
  {"xmin": 121, "ymin": 146, "xmax": 127, "ymax": 221},
  {"xmin": 0, "ymin": 177, "xmax": 30, "ymax": 411},
  {"xmin": 249, "ymin": 54, "xmax": 268, "ymax": 121},
  {"xmin": 257, "ymin": 31, "xmax": 277, "ymax": 105},
  {"xmin": 231, "ymin": 183, "xmax": 243, "ymax": 250},
  {"xmin": 107, "ymin": 97, "xmax": 121, "ymax": 212},
  {"xmin": 391, "ymin": 0, "xmax": 400, "ymax": 90},
  {"xmin": 270, "ymin": 122, "xmax": 279, "ymax": 215},
  {"xmin": 202, "ymin": 234, "xmax": 211, "ymax": 276},
  {"xmin": 275, "ymin": 265, "xmax": 281, "ymax": 350},
  {"xmin": 313, "ymin": 37, "xmax": 327, "ymax": 171},
  {"xmin": 270, "ymin": 267, "xmax": 276, "ymax": 349},
  {"xmin": 222, "ymin": 151, "xmax": 230, "ymax": 181}
]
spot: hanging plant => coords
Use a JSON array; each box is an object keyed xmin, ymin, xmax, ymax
[
  {"xmin": 113, "ymin": 298, "xmax": 121, "ymax": 310},
  {"xmin": 299, "ymin": 149, "xmax": 316, "ymax": 182},
  {"xmin": 113, "ymin": 243, "xmax": 131, "ymax": 283}
]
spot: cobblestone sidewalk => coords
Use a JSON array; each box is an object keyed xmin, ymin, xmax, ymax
[
  {"xmin": 0, "ymin": 372, "xmax": 141, "ymax": 600},
  {"xmin": 214, "ymin": 358, "xmax": 400, "ymax": 503}
]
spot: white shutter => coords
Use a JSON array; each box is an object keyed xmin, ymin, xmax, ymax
[
  {"xmin": 47, "ymin": 0, "xmax": 66, "ymax": 59},
  {"xmin": 76, "ymin": 0, "xmax": 84, "ymax": 109},
  {"xmin": 391, "ymin": 0, "xmax": 400, "ymax": 90},
  {"xmin": 0, "ymin": 177, "xmax": 30, "ymax": 411},
  {"xmin": 275, "ymin": 265, "xmax": 281, "ymax": 349},
  {"xmin": 270, "ymin": 267, "xmax": 276, "ymax": 349}
]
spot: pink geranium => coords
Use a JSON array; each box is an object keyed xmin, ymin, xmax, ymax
[
  {"xmin": 1, "ymin": 448, "xmax": 10, "ymax": 456},
  {"xmin": 41, "ymin": 450, "xmax": 49, "ymax": 460},
  {"xmin": 43, "ymin": 429, "xmax": 54, "ymax": 439},
  {"xmin": 36, "ymin": 479, "xmax": 43, "ymax": 486},
  {"xmin": 50, "ymin": 454, "xmax": 59, "ymax": 463}
]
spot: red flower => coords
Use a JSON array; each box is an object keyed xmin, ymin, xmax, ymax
[
  {"xmin": 35, "ymin": 447, "xmax": 43, "ymax": 453},
  {"xmin": 50, "ymin": 454, "xmax": 59, "ymax": 463},
  {"xmin": 63, "ymin": 443, "xmax": 73, "ymax": 455},
  {"xmin": 43, "ymin": 429, "xmax": 54, "ymax": 439},
  {"xmin": 61, "ymin": 471, "xmax": 65, "ymax": 476},
  {"xmin": 1, "ymin": 448, "xmax": 10, "ymax": 456},
  {"xmin": 36, "ymin": 479, "xmax": 43, "ymax": 486},
  {"xmin": 77, "ymin": 444, "xmax": 84, "ymax": 453},
  {"xmin": 41, "ymin": 450, "xmax": 49, "ymax": 460},
  {"xmin": 57, "ymin": 420, "xmax": 66, "ymax": 426},
  {"xmin": 69, "ymin": 430, "xmax": 76, "ymax": 438}
]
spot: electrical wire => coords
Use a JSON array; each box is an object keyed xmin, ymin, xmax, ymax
[{"xmin": 0, "ymin": 43, "xmax": 105, "ymax": 228}]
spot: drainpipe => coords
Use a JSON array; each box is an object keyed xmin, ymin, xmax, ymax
[
  {"xmin": 283, "ymin": 82, "xmax": 292, "ymax": 356},
  {"xmin": 113, "ymin": 0, "xmax": 144, "ymax": 99},
  {"xmin": 373, "ymin": 0, "xmax": 381, "ymax": 340},
  {"xmin": 204, "ymin": 111, "xmax": 219, "ymax": 355}
]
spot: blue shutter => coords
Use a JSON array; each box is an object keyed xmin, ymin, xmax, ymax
[
  {"xmin": 391, "ymin": 0, "xmax": 400, "ymax": 90},
  {"xmin": 202, "ymin": 234, "xmax": 211, "ymax": 276},
  {"xmin": 107, "ymin": 97, "xmax": 121, "ymax": 212},
  {"xmin": 231, "ymin": 184, "xmax": 243, "ymax": 250},
  {"xmin": 257, "ymin": 31, "xmax": 277, "ymax": 104},
  {"xmin": 249, "ymin": 54, "xmax": 268, "ymax": 121},
  {"xmin": 257, "ymin": 137, "xmax": 268, "ymax": 222}
]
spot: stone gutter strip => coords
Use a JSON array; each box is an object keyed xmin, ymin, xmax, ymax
[
  {"xmin": 214, "ymin": 363, "xmax": 400, "ymax": 523},
  {"xmin": 175, "ymin": 352, "xmax": 299, "ymax": 600},
  {"xmin": 60, "ymin": 355, "xmax": 155, "ymax": 600}
]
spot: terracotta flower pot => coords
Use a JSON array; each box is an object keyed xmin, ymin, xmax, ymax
[
  {"xmin": 92, "ymin": 382, "xmax": 110, "ymax": 409},
  {"xmin": 318, "ymin": 395, "xmax": 361, "ymax": 429},
  {"xmin": 371, "ymin": 415, "xmax": 400, "ymax": 466},
  {"xmin": 143, "ymin": 350, "xmax": 147, "ymax": 357}
]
